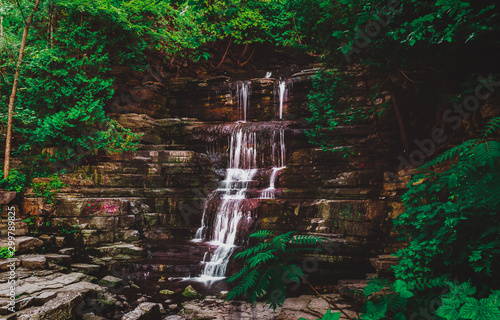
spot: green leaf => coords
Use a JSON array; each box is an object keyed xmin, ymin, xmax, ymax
[{"xmin": 436, "ymin": 305, "xmax": 460, "ymax": 320}]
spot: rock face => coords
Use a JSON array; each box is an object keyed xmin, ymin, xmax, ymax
[{"xmin": 15, "ymin": 71, "xmax": 405, "ymax": 281}]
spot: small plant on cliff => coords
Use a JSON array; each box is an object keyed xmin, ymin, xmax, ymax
[
  {"xmin": 31, "ymin": 174, "xmax": 67, "ymax": 204},
  {"xmin": 0, "ymin": 247, "xmax": 15, "ymax": 259},
  {"xmin": 0, "ymin": 169, "xmax": 28, "ymax": 193}
]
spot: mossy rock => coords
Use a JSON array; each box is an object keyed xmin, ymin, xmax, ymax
[
  {"xmin": 160, "ymin": 289, "xmax": 175, "ymax": 295},
  {"xmin": 182, "ymin": 285, "xmax": 203, "ymax": 299}
]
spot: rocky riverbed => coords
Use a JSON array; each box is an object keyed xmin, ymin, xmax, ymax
[{"xmin": 0, "ymin": 254, "xmax": 361, "ymax": 319}]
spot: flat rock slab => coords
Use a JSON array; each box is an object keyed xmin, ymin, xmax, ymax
[
  {"xmin": 19, "ymin": 255, "xmax": 47, "ymax": 270},
  {"xmin": 0, "ymin": 258, "xmax": 20, "ymax": 271},
  {"xmin": 16, "ymin": 291, "xmax": 84, "ymax": 320},
  {"xmin": 45, "ymin": 254, "xmax": 72, "ymax": 266},
  {"xmin": 96, "ymin": 242, "xmax": 143, "ymax": 256},
  {"xmin": 0, "ymin": 272, "xmax": 88, "ymax": 297},
  {"xmin": 71, "ymin": 263, "xmax": 101, "ymax": 275},
  {"xmin": 180, "ymin": 294, "xmax": 357, "ymax": 320}
]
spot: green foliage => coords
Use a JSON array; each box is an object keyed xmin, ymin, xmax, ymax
[
  {"xmin": 187, "ymin": 0, "xmax": 298, "ymax": 46},
  {"xmin": 297, "ymin": 0, "xmax": 499, "ymax": 152},
  {"xmin": 306, "ymin": 70, "xmax": 387, "ymax": 152},
  {"xmin": 60, "ymin": 226, "xmax": 78, "ymax": 235},
  {"xmin": 0, "ymin": 247, "xmax": 15, "ymax": 259},
  {"xmin": 394, "ymin": 120, "xmax": 500, "ymax": 290},
  {"xmin": 300, "ymin": 309, "xmax": 341, "ymax": 320},
  {"xmin": 227, "ymin": 230, "xmax": 323, "ymax": 310},
  {"xmin": 346, "ymin": 278, "xmax": 500, "ymax": 320},
  {"xmin": 31, "ymin": 174, "xmax": 66, "ymax": 204},
  {"xmin": 0, "ymin": 169, "xmax": 28, "ymax": 193}
]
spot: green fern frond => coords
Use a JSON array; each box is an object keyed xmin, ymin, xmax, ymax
[
  {"xmin": 290, "ymin": 234, "xmax": 324, "ymax": 245},
  {"xmin": 483, "ymin": 116, "xmax": 500, "ymax": 138},
  {"xmin": 227, "ymin": 265, "xmax": 249, "ymax": 283},
  {"xmin": 247, "ymin": 250, "xmax": 278, "ymax": 268},
  {"xmin": 420, "ymin": 139, "xmax": 478, "ymax": 170},
  {"xmin": 243, "ymin": 269, "xmax": 259, "ymax": 294},
  {"xmin": 249, "ymin": 230, "xmax": 276, "ymax": 239},
  {"xmin": 272, "ymin": 231, "xmax": 296, "ymax": 251},
  {"xmin": 234, "ymin": 242, "xmax": 272, "ymax": 260},
  {"xmin": 285, "ymin": 264, "xmax": 304, "ymax": 283}
]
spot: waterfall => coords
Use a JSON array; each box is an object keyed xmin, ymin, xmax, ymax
[
  {"xmin": 276, "ymin": 80, "xmax": 288, "ymax": 120},
  {"xmin": 193, "ymin": 79, "xmax": 289, "ymax": 283},
  {"xmin": 236, "ymin": 81, "xmax": 251, "ymax": 122},
  {"xmin": 194, "ymin": 126, "xmax": 259, "ymax": 280}
]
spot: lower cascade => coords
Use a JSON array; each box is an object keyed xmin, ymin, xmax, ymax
[{"xmin": 193, "ymin": 123, "xmax": 286, "ymax": 281}]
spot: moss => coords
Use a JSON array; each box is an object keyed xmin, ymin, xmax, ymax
[{"xmin": 182, "ymin": 285, "xmax": 203, "ymax": 299}]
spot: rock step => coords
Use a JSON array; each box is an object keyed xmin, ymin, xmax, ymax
[
  {"xmin": 0, "ymin": 236, "xmax": 43, "ymax": 254},
  {"xmin": 369, "ymin": 254, "xmax": 398, "ymax": 275},
  {"xmin": 15, "ymin": 254, "xmax": 71, "ymax": 270},
  {"xmin": 0, "ymin": 219, "xmax": 29, "ymax": 236},
  {"xmin": 71, "ymin": 263, "xmax": 101, "ymax": 275},
  {"xmin": 338, "ymin": 279, "xmax": 368, "ymax": 302},
  {"xmin": 137, "ymin": 144, "xmax": 188, "ymax": 150},
  {"xmin": 108, "ymin": 150, "xmax": 199, "ymax": 163},
  {"xmin": 54, "ymin": 188, "xmax": 214, "ymax": 198}
]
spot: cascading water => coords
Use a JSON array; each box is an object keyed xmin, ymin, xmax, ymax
[
  {"xmin": 261, "ymin": 128, "xmax": 286, "ymax": 199},
  {"xmin": 275, "ymin": 80, "xmax": 289, "ymax": 120},
  {"xmin": 194, "ymin": 79, "xmax": 288, "ymax": 282},
  {"xmin": 236, "ymin": 81, "xmax": 251, "ymax": 122}
]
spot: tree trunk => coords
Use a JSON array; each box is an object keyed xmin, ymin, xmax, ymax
[
  {"xmin": 3, "ymin": 0, "xmax": 41, "ymax": 178},
  {"xmin": 390, "ymin": 91, "xmax": 410, "ymax": 154}
]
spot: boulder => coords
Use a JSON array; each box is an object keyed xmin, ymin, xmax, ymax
[
  {"xmin": 15, "ymin": 237, "xmax": 43, "ymax": 253},
  {"xmin": 0, "ymin": 191, "xmax": 16, "ymax": 204},
  {"xmin": 121, "ymin": 302, "xmax": 161, "ymax": 320},
  {"xmin": 218, "ymin": 291, "xmax": 228, "ymax": 299},
  {"xmin": 159, "ymin": 289, "xmax": 174, "ymax": 296},
  {"xmin": 20, "ymin": 255, "xmax": 47, "ymax": 269},
  {"xmin": 181, "ymin": 285, "xmax": 203, "ymax": 299},
  {"xmin": 98, "ymin": 275, "xmax": 124, "ymax": 288}
]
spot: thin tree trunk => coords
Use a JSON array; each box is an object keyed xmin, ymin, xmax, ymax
[
  {"xmin": 0, "ymin": 14, "xmax": 3, "ymax": 98},
  {"xmin": 4, "ymin": 0, "xmax": 41, "ymax": 178},
  {"xmin": 390, "ymin": 91, "xmax": 410, "ymax": 154}
]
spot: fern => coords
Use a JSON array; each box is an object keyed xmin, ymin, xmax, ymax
[
  {"xmin": 483, "ymin": 116, "xmax": 500, "ymax": 138},
  {"xmin": 249, "ymin": 230, "xmax": 276, "ymax": 239},
  {"xmin": 248, "ymin": 250, "xmax": 278, "ymax": 268},
  {"xmin": 291, "ymin": 234, "xmax": 325, "ymax": 245},
  {"xmin": 226, "ymin": 230, "xmax": 323, "ymax": 310},
  {"xmin": 420, "ymin": 139, "xmax": 478, "ymax": 169}
]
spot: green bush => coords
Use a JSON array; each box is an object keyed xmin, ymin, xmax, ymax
[
  {"xmin": 394, "ymin": 118, "xmax": 500, "ymax": 292},
  {"xmin": 0, "ymin": 169, "xmax": 27, "ymax": 193},
  {"xmin": 31, "ymin": 174, "xmax": 66, "ymax": 204}
]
